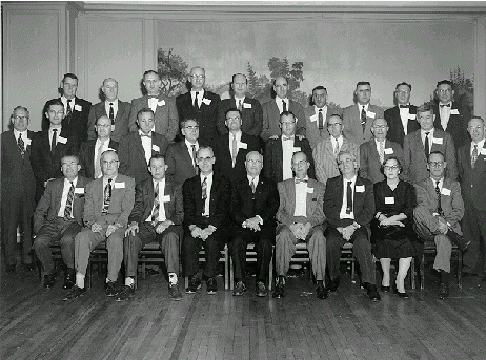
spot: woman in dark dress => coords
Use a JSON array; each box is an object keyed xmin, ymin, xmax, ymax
[{"xmin": 371, "ymin": 156, "xmax": 416, "ymax": 298}]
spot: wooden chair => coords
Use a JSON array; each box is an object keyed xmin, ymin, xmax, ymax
[
  {"xmin": 420, "ymin": 240, "xmax": 463, "ymax": 290},
  {"xmin": 183, "ymin": 245, "xmax": 229, "ymax": 290}
]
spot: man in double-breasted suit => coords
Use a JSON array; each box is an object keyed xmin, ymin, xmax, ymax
[
  {"xmin": 403, "ymin": 103, "xmax": 457, "ymax": 184},
  {"xmin": 87, "ymin": 78, "xmax": 131, "ymax": 143},
  {"xmin": 384, "ymin": 82, "xmax": 420, "ymax": 147},
  {"xmin": 33, "ymin": 155, "xmax": 89, "ymax": 289},
  {"xmin": 217, "ymin": 73, "xmax": 263, "ymax": 138},
  {"xmin": 1, "ymin": 106, "xmax": 37, "ymax": 273},
  {"xmin": 176, "ymin": 67, "xmax": 221, "ymax": 144},
  {"xmin": 128, "ymin": 70, "xmax": 179, "ymax": 142},
  {"xmin": 342, "ymin": 82, "xmax": 384, "ymax": 146},
  {"xmin": 119, "ymin": 108, "xmax": 169, "ymax": 184},
  {"xmin": 273, "ymin": 152, "xmax": 327, "ymax": 300},
  {"xmin": 183, "ymin": 146, "xmax": 230, "ymax": 295},
  {"xmin": 264, "ymin": 111, "xmax": 314, "ymax": 184},
  {"xmin": 64, "ymin": 150, "xmax": 135, "ymax": 300}
]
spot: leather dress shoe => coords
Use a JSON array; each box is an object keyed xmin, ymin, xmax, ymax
[
  {"xmin": 105, "ymin": 281, "xmax": 118, "ymax": 297},
  {"xmin": 392, "ymin": 282, "xmax": 399, "ymax": 294},
  {"xmin": 366, "ymin": 283, "xmax": 381, "ymax": 301},
  {"xmin": 206, "ymin": 277, "xmax": 218, "ymax": 294},
  {"xmin": 398, "ymin": 292, "xmax": 409, "ymax": 299},
  {"xmin": 256, "ymin": 281, "xmax": 268, "ymax": 297},
  {"xmin": 63, "ymin": 269, "xmax": 75, "ymax": 290},
  {"xmin": 438, "ymin": 282, "xmax": 449, "ymax": 299},
  {"xmin": 272, "ymin": 277, "xmax": 285, "ymax": 298},
  {"xmin": 186, "ymin": 276, "xmax": 202, "ymax": 294},
  {"xmin": 169, "ymin": 283, "xmax": 182, "ymax": 301},
  {"xmin": 381, "ymin": 285, "xmax": 390, "ymax": 292},
  {"xmin": 24, "ymin": 263, "xmax": 35, "ymax": 272},
  {"xmin": 43, "ymin": 273, "xmax": 56, "ymax": 289},
  {"xmin": 115, "ymin": 284, "xmax": 135, "ymax": 301},
  {"xmin": 232, "ymin": 281, "xmax": 246, "ymax": 296},
  {"xmin": 63, "ymin": 285, "xmax": 86, "ymax": 300},
  {"xmin": 447, "ymin": 230, "xmax": 470, "ymax": 252},
  {"xmin": 316, "ymin": 282, "xmax": 328, "ymax": 299},
  {"xmin": 6, "ymin": 264, "xmax": 16, "ymax": 273},
  {"xmin": 325, "ymin": 277, "xmax": 340, "ymax": 293}
]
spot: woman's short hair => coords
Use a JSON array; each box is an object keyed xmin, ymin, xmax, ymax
[{"xmin": 380, "ymin": 155, "xmax": 403, "ymax": 175}]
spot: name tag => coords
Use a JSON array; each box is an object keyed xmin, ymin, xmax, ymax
[
  {"xmin": 432, "ymin": 137, "xmax": 443, "ymax": 145},
  {"xmin": 111, "ymin": 125, "xmax": 116, "ymax": 132},
  {"xmin": 161, "ymin": 194, "xmax": 171, "ymax": 202},
  {"xmin": 114, "ymin": 182, "xmax": 125, "ymax": 189},
  {"xmin": 75, "ymin": 188, "xmax": 84, "ymax": 194},
  {"xmin": 408, "ymin": 114, "xmax": 416, "ymax": 120},
  {"xmin": 441, "ymin": 188, "xmax": 451, "ymax": 196},
  {"xmin": 366, "ymin": 111, "xmax": 375, "ymax": 119},
  {"xmin": 356, "ymin": 185, "xmax": 365, "ymax": 193},
  {"xmin": 292, "ymin": 147, "xmax": 301, "ymax": 152},
  {"xmin": 74, "ymin": 104, "xmax": 82, "ymax": 111},
  {"xmin": 152, "ymin": 145, "xmax": 160, "ymax": 152},
  {"xmin": 158, "ymin": 100, "xmax": 165, "ymax": 106},
  {"xmin": 309, "ymin": 114, "xmax": 318, "ymax": 123},
  {"xmin": 239, "ymin": 142, "xmax": 247, "ymax": 149},
  {"xmin": 385, "ymin": 197, "xmax": 394, "ymax": 204},
  {"xmin": 25, "ymin": 138, "xmax": 32, "ymax": 146},
  {"xmin": 202, "ymin": 98, "xmax": 211, "ymax": 106},
  {"xmin": 384, "ymin": 148, "xmax": 393, "ymax": 155},
  {"xmin": 57, "ymin": 136, "xmax": 67, "ymax": 144},
  {"xmin": 481, "ymin": 148, "xmax": 486, "ymax": 156},
  {"xmin": 450, "ymin": 109, "xmax": 460, "ymax": 115},
  {"xmin": 243, "ymin": 103, "xmax": 251, "ymax": 109},
  {"xmin": 306, "ymin": 187, "xmax": 314, "ymax": 194}
]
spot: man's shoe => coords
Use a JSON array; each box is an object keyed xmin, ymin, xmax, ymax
[
  {"xmin": 381, "ymin": 285, "xmax": 391, "ymax": 292},
  {"xmin": 398, "ymin": 292, "xmax": 409, "ymax": 299},
  {"xmin": 316, "ymin": 282, "xmax": 328, "ymax": 299},
  {"xmin": 62, "ymin": 269, "xmax": 75, "ymax": 290},
  {"xmin": 6, "ymin": 264, "xmax": 16, "ymax": 273},
  {"xmin": 366, "ymin": 284, "xmax": 381, "ymax": 301},
  {"xmin": 438, "ymin": 282, "xmax": 449, "ymax": 299},
  {"xmin": 24, "ymin": 263, "xmax": 35, "ymax": 272},
  {"xmin": 63, "ymin": 286, "xmax": 86, "ymax": 300},
  {"xmin": 206, "ymin": 277, "xmax": 218, "ymax": 294},
  {"xmin": 115, "ymin": 284, "xmax": 135, "ymax": 301},
  {"xmin": 169, "ymin": 283, "xmax": 182, "ymax": 301},
  {"xmin": 272, "ymin": 277, "xmax": 285, "ymax": 298},
  {"xmin": 232, "ymin": 281, "xmax": 246, "ymax": 296},
  {"xmin": 256, "ymin": 281, "xmax": 268, "ymax": 297},
  {"xmin": 447, "ymin": 230, "xmax": 470, "ymax": 252},
  {"xmin": 186, "ymin": 276, "xmax": 202, "ymax": 294},
  {"xmin": 43, "ymin": 272, "xmax": 56, "ymax": 289},
  {"xmin": 105, "ymin": 281, "xmax": 118, "ymax": 297},
  {"xmin": 325, "ymin": 277, "xmax": 340, "ymax": 292}
]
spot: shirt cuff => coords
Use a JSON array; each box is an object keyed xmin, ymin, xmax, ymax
[{"xmin": 256, "ymin": 215, "xmax": 263, "ymax": 226}]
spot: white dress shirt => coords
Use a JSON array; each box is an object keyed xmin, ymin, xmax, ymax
[
  {"xmin": 61, "ymin": 96, "xmax": 75, "ymax": 114},
  {"xmin": 294, "ymin": 176, "xmax": 309, "ymax": 217},
  {"xmin": 276, "ymin": 98, "xmax": 289, "ymax": 114},
  {"xmin": 399, "ymin": 104, "xmax": 410, "ymax": 135},
  {"xmin": 439, "ymin": 102, "xmax": 452, "ymax": 130},
  {"xmin": 229, "ymin": 131, "xmax": 243, "ymax": 167},
  {"xmin": 145, "ymin": 177, "xmax": 167, "ymax": 222},
  {"xmin": 14, "ymin": 129, "xmax": 28, "ymax": 150},
  {"xmin": 235, "ymin": 97, "xmax": 245, "ymax": 110},
  {"xmin": 201, "ymin": 172, "xmax": 213, "ymax": 216},
  {"xmin": 471, "ymin": 138, "xmax": 486, "ymax": 156},
  {"xmin": 281, "ymin": 134, "xmax": 295, "ymax": 180},
  {"xmin": 359, "ymin": 103, "xmax": 369, "ymax": 115},
  {"xmin": 139, "ymin": 129, "xmax": 152, "ymax": 164},
  {"xmin": 431, "ymin": 177, "xmax": 444, "ymax": 191},
  {"xmin": 316, "ymin": 105, "xmax": 328, "ymax": 127},
  {"xmin": 94, "ymin": 138, "xmax": 110, "ymax": 178},
  {"xmin": 105, "ymin": 99, "xmax": 119, "ymax": 120},
  {"xmin": 191, "ymin": 89, "xmax": 205, "ymax": 108},
  {"xmin": 340, "ymin": 175, "xmax": 357, "ymax": 219},
  {"xmin": 331, "ymin": 135, "xmax": 343, "ymax": 155},
  {"xmin": 147, "ymin": 97, "xmax": 159, "ymax": 114},
  {"xmin": 48, "ymin": 126, "xmax": 62, "ymax": 150},
  {"xmin": 58, "ymin": 177, "xmax": 78, "ymax": 217},
  {"xmin": 185, "ymin": 139, "xmax": 199, "ymax": 167}
]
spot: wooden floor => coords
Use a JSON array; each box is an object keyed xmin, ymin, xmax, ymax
[{"xmin": 2, "ymin": 266, "xmax": 486, "ymax": 360}]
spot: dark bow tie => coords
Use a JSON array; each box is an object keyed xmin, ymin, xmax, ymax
[
  {"xmin": 440, "ymin": 103, "xmax": 451, "ymax": 108},
  {"xmin": 399, "ymin": 105, "xmax": 410, "ymax": 108},
  {"xmin": 295, "ymin": 178, "xmax": 308, "ymax": 184},
  {"xmin": 141, "ymin": 134, "xmax": 151, "ymax": 138},
  {"xmin": 283, "ymin": 136, "xmax": 293, "ymax": 141}
]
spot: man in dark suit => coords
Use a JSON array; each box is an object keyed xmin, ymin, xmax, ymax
[
  {"xmin": 33, "ymin": 155, "xmax": 89, "ymax": 289},
  {"xmin": 119, "ymin": 108, "xmax": 169, "ymax": 184},
  {"xmin": 217, "ymin": 73, "xmax": 263, "ymax": 138},
  {"xmin": 360, "ymin": 118, "xmax": 405, "ymax": 184},
  {"xmin": 264, "ymin": 111, "xmax": 315, "ymax": 184},
  {"xmin": 64, "ymin": 150, "xmax": 135, "ymax": 300},
  {"xmin": 42, "ymin": 73, "xmax": 91, "ymax": 142},
  {"xmin": 176, "ymin": 66, "xmax": 221, "ymax": 144},
  {"xmin": 117, "ymin": 154, "xmax": 184, "ymax": 301},
  {"xmin": 230, "ymin": 151, "xmax": 279, "ymax": 297},
  {"xmin": 128, "ymin": 70, "xmax": 179, "ymax": 143},
  {"xmin": 183, "ymin": 146, "xmax": 230, "ymax": 294},
  {"xmin": 261, "ymin": 76, "xmax": 305, "ymax": 142},
  {"xmin": 87, "ymin": 78, "xmax": 131, "ymax": 143},
  {"xmin": 384, "ymin": 82, "xmax": 420, "ymax": 147},
  {"xmin": 323, "ymin": 150, "xmax": 380, "ymax": 301},
  {"xmin": 79, "ymin": 116, "xmax": 119, "ymax": 179},
  {"xmin": 213, "ymin": 108, "xmax": 260, "ymax": 185},
  {"xmin": 458, "ymin": 117, "xmax": 486, "ymax": 278},
  {"xmin": 273, "ymin": 152, "xmax": 327, "ymax": 299},
  {"xmin": 342, "ymin": 81, "xmax": 385, "ymax": 146},
  {"xmin": 432, "ymin": 80, "xmax": 470, "ymax": 153},
  {"xmin": 1, "ymin": 106, "xmax": 37, "ymax": 273},
  {"xmin": 32, "ymin": 100, "xmax": 79, "ymax": 201}
]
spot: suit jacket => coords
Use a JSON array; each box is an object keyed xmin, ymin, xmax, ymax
[
  {"xmin": 231, "ymin": 175, "xmax": 279, "ymax": 229},
  {"xmin": 403, "ymin": 128, "xmax": 458, "ymax": 184},
  {"xmin": 42, "ymin": 97, "xmax": 92, "ymax": 142},
  {"xmin": 457, "ymin": 142, "xmax": 486, "ymax": 211},
  {"xmin": 432, "ymin": 102, "xmax": 470, "ymax": 152},
  {"xmin": 86, "ymin": 101, "xmax": 131, "ymax": 142},
  {"xmin": 261, "ymin": 99, "xmax": 305, "ymax": 142},
  {"xmin": 323, "ymin": 175, "xmax": 375, "ymax": 229},
  {"xmin": 1, "ymin": 130, "xmax": 36, "ymax": 199},
  {"xmin": 384, "ymin": 105, "xmax": 420, "ymax": 147},
  {"xmin": 176, "ymin": 90, "xmax": 221, "ymax": 144},
  {"xmin": 118, "ymin": 131, "xmax": 169, "ymax": 184},
  {"xmin": 164, "ymin": 141, "xmax": 205, "ymax": 187},
  {"xmin": 359, "ymin": 139, "xmax": 405, "ymax": 184},
  {"xmin": 182, "ymin": 173, "xmax": 230, "ymax": 230},
  {"xmin": 263, "ymin": 135, "xmax": 315, "ymax": 184},
  {"xmin": 217, "ymin": 97, "xmax": 263, "ymax": 137},
  {"xmin": 276, "ymin": 177, "xmax": 325, "ymax": 228},
  {"xmin": 128, "ymin": 177, "xmax": 183, "ymax": 226},
  {"xmin": 312, "ymin": 136, "xmax": 360, "ymax": 187},
  {"xmin": 128, "ymin": 94, "xmax": 179, "ymax": 142},
  {"xmin": 414, "ymin": 177, "xmax": 464, "ymax": 233},
  {"xmin": 303, "ymin": 105, "xmax": 343, "ymax": 149},
  {"xmin": 78, "ymin": 139, "xmax": 119, "ymax": 179},
  {"xmin": 33, "ymin": 176, "xmax": 90, "ymax": 233},
  {"xmin": 83, "ymin": 174, "xmax": 135, "ymax": 228},
  {"xmin": 213, "ymin": 132, "xmax": 261, "ymax": 184},
  {"xmin": 342, "ymin": 104, "xmax": 385, "ymax": 146}
]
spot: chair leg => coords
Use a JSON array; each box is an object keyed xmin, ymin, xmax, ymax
[
  {"xmin": 458, "ymin": 251, "xmax": 463, "ymax": 289},
  {"xmin": 410, "ymin": 258, "xmax": 415, "ymax": 290},
  {"xmin": 351, "ymin": 260, "xmax": 355, "ymax": 280},
  {"xmin": 268, "ymin": 251, "xmax": 273, "ymax": 291},
  {"xmin": 229, "ymin": 257, "xmax": 234, "ymax": 291},
  {"xmin": 224, "ymin": 246, "xmax": 229, "ymax": 290}
]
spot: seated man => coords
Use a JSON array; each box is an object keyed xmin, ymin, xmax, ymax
[
  {"xmin": 273, "ymin": 151, "xmax": 327, "ymax": 299},
  {"xmin": 230, "ymin": 151, "xmax": 279, "ymax": 297},
  {"xmin": 33, "ymin": 155, "xmax": 89, "ymax": 289},
  {"xmin": 323, "ymin": 150, "xmax": 380, "ymax": 301},
  {"xmin": 183, "ymin": 146, "xmax": 230, "ymax": 294},
  {"xmin": 117, "ymin": 154, "xmax": 183, "ymax": 301},
  {"xmin": 64, "ymin": 150, "xmax": 135, "ymax": 300},
  {"xmin": 413, "ymin": 151, "xmax": 467, "ymax": 299}
]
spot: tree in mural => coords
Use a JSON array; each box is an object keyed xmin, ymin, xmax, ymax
[
  {"xmin": 157, "ymin": 48, "xmax": 189, "ymax": 97},
  {"xmin": 266, "ymin": 57, "xmax": 308, "ymax": 107},
  {"xmin": 450, "ymin": 66, "xmax": 474, "ymax": 112}
]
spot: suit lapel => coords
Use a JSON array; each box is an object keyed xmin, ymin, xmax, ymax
[
  {"xmin": 287, "ymin": 180, "xmax": 297, "ymax": 216},
  {"xmin": 393, "ymin": 106, "xmax": 406, "ymax": 135},
  {"xmin": 305, "ymin": 179, "xmax": 316, "ymax": 216},
  {"xmin": 276, "ymin": 138, "xmax": 284, "ymax": 178},
  {"xmin": 115, "ymin": 102, "xmax": 125, "ymax": 122},
  {"xmin": 54, "ymin": 180, "xmax": 64, "ymax": 215}
]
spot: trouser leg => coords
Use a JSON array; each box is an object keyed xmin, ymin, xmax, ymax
[
  {"xmin": 325, "ymin": 227, "xmax": 346, "ymax": 281},
  {"xmin": 106, "ymin": 228, "xmax": 125, "ymax": 282},
  {"xmin": 351, "ymin": 227, "xmax": 376, "ymax": 284},
  {"xmin": 433, "ymin": 234, "xmax": 452, "ymax": 273},
  {"xmin": 33, "ymin": 223, "xmax": 61, "ymax": 275},
  {"xmin": 275, "ymin": 226, "xmax": 297, "ymax": 277},
  {"xmin": 306, "ymin": 226, "xmax": 326, "ymax": 281},
  {"xmin": 160, "ymin": 226, "xmax": 182, "ymax": 276}
]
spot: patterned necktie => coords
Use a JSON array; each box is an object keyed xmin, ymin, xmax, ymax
[
  {"xmin": 102, "ymin": 178, "xmax": 112, "ymax": 213},
  {"xmin": 435, "ymin": 181, "xmax": 443, "ymax": 215},
  {"xmin": 18, "ymin": 133, "xmax": 25, "ymax": 158},
  {"xmin": 109, "ymin": 103, "xmax": 115, "ymax": 124},
  {"xmin": 318, "ymin": 109, "xmax": 324, "ymax": 130},
  {"xmin": 231, "ymin": 134, "xmax": 238, "ymax": 168},
  {"xmin": 52, "ymin": 129, "xmax": 58, "ymax": 155},
  {"xmin": 250, "ymin": 180, "xmax": 256, "ymax": 194},
  {"xmin": 66, "ymin": 100, "xmax": 73, "ymax": 125},
  {"xmin": 333, "ymin": 138, "xmax": 339, "ymax": 157},
  {"xmin": 194, "ymin": 92, "xmax": 199, "ymax": 108},
  {"xmin": 424, "ymin": 132, "xmax": 430, "ymax": 160},
  {"xmin": 379, "ymin": 141, "xmax": 385, "ymax": 164},
  {"xmin": 238, "ymin": 100, "xmax": 242, "ymax": 111},
  {"xmin": 191, "ymin": 144, "xmax": 199, "ymax": 174},
  {"xmin": 64, "ymin": 181, "xmax": 75, "ymax": 219},
  {"xmin": 361, "ymin": 106, "xmax": 367, "ymax": 132},
  {"xmin": 471, "ymin": 144, "xmax": 479, "ymax": 169},
  {"xmin": 282, "ymin": 100, "xmax": 287, "ymax": 113},
  {"xmin": 201, "ymin": 176, "xmax": 207, "ymax": 200},
  {"xmin": 152, "ymin": 182, "xmax": 160, "ymax": 226},
  {"xmin": 346, "ymin": 181, "xmax": 353, "ymax": 214}
]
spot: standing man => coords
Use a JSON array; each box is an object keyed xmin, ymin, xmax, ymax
[
  {"xmin": 342, "ymin": 81, "xmax": 384, "ymax": 146},
  {"xmin": 176, "ymin": 67, "xmax": 221, "ymax": 144},
  {"xmin": 304, "ymin": 86, "xmax": 342, "ymax": 149},
  {"xmin": 273, "ymin": 152, "xmax": 328, "ymax": 299},
  {"xmin": 117, "ymin": 154, "xmax": 184, "ymax": 301},
  {"xmin": 79, "ymin": 115, "xmax": 119, "ymax": 179},
  {"xmin": 128, "ymin": 70, "xmax": 179, "ymax": 143},
  {"xmin": 64, "ymin": 150, "xmax": 135, "ymax": 300},
  {"xmin": 264, "ymin": 111, "xmax": 314, "ymax": 184},
  {"xmin": 87, "ymin": 78, "xmax": 131, "ymax": 143},
  {"xmin": 261, "ymin": 76, "xmax": 305, "ymax": 142},
  {"xmin": 183, "ymin": 147, "xmax": 230, "ymax": 294},
  {"xmin": 217, "ymin": 73, "xmax": 263, "ymax": 137},
  {"xmin": 42, "ymin": 73, "xmax": 91, "ymax": 142},
  {"xmin": 33, "ymin": 155, "xmax": 89, "ymax": 289},
  {"xmin": 323, "ymin": 151, "xmax": 380, "ymax": 301},
  {"xmin": 230, "ymin": 151, "xmax": 279, "ymax": 297},
  {"xmin": 384, "ymin": 82, "xmax": 420, "ymax": 147},
  {"xmin": 119, "ymin": 108, "xmax": 169, "ymax": 184},
  {"xmin": 1, "ymin": 106, "xmax": 36, "ymax": 273}
]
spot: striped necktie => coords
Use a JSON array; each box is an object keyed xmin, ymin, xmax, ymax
[
  {"xmin": 64, "ymin": 182, "xmax": 75, "ymax": 219},
  {"xmin": 102, "ymin": 178, "xmax": 112, "ymax": 213},
  {"xmin": 151, "ymin": 182, "xmax": 160, "ymax": 226},
  {"xmin": 471, "ymin": 145, "xmax": 479, "ymax": 169}
]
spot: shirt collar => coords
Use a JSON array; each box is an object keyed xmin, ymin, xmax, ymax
[
  {"xmin": 61, "ymin": 96, "xmax": 75, "ymax": 103},
  {"xmin": 103, "ymin": 174, "xmax": 117, "ymax": 184},
  {"xmin": 421, "ymin": 128, "xmax": 434, "ymax": 135},
  {"xmin": 472, "ymin": 138, "xmax": 486, "ymax": 148},
  {"xmin": 49, "ymin": 125, "xmax": 62, "ymax": 131},
  {"xmin": 359, "ymin": 103, "xmax": 369, "ymax": 111},
  {"xmin": 247, "ymin": 174, "xmax": 259, "ymax": 185},
  {"xmin": 431, "ymin": 177, "xmax": 443, "ymax": 187},
  {"xmin": 315, "ymin": 104, "xmax": 327, "ymax": 111},
  {"xmin": 139, "ymin": 129, "xmax": 152, "ymax": 137},
  {"xmin": 185, "ymin": 139, "xmax": 198, "ymax": 149},
  {"xmin": 295, "ymin": 176, "xmax": 309, "ymax": 183},
  {"xmin": 343, "ymin": 175, "xmax": 358, "ymax": 184},
  {"xmin": 153, "ymin": 177, "xmax": 165, "ymax": 186},
  {"xmin": 191, "ymin": 88, "xmax": 205, "ymax": 96},
  {"xmin": 64, "ymin": 176, "xmax": 78, "ymax": 187},
  {"xmin": 235, "ymin": 96, "xmax": 245, "ymax": 102},
  {"xmin": 14, "ymin": 129, "xmax": 27, "ymax": 138},
  {"xmin": 200, "ymin": 171, "xmax": 213, "ymax": 180},
  {"xmin": 96, "ymin": 137, "xmax": 110, "ymax": 146},
  {"xmin": 105, "ymin": 99, "xmax": 118, "ymax": 105},
  {"xmin": 229, "ymin": 131, "xmax": 242, "ymax": 139}
]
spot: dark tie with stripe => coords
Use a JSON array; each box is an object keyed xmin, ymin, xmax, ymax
[
  {"xmin": 152, "ymin": 182, "xmax": 160, "ymax": 226},
  {"xmin": 361, "ymin": 106, "xmax": 366, "ymax": 132}
]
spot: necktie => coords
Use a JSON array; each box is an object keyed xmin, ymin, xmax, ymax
[
  {"xmin": 282, "ymin": 100, "xmax": 287, "ymax": 113},
  {"xmin": 400, "ymin": 105, "xmax": 410, "ymax": 108},
  {"xmin": 250, "ymin": 180, "xmax": 257, "ymax": 194},
  {"xmin": 296, "ymin": 178, "xmax": 308, "ymax": 184},
  {"xmin": 191, "ymin": 144, "xmax": 198, "ymax": 174},
  {"xmin": 64, "ymin": 182, "xmax": 75, "ymax": 220},
  {"xmin": 361, "ymin": 106, "xmax": 367, "ymax": 132},
  {"xmin": 440, "ymin": 104, "xmax": 451, "ymax": 108},
  {"xmin": 238, "ymin": 100, "xmax": 242, "ymax": 111},
  {"xmin": 141, "ymin": 133, "xmax": 151, "ymax": 138},
  {"xmin": 435, "ymin": 181, "xmax": 443, "ymax": 215},
  {"xmin": 194, "ymin": 92, "xmax": 199, "ymax": 108},
  {"xmin": 152, "ymin": 182, "xmax": 160, "ymax": 226},
  {"xmin": 318, "ymin": 109, "xmax": 324, "ymax": 130},
  {"xmin": 333, "ymin": 138, "xmax": 339, "ymax": 157},
  {"xmin": 471, "ymin": 144, "xmax": 479, "ymax": 169},
  {"xmin": 65, "ymin": 100, "xmax": 73, "ymax": 125},
  {"xmin": 102, "ymin": 178, "xmax": 112, "ymax": 213},
  {"xmin": 18, "ymin": 133, "xmax": 25, "ymax": 158},
  {"xmin": 109, "ymin": 103, "xmax": 115, "ymax": 124},
  {"xmin": 201, "ymin": 176, "xmax": 207, "ymax": 200},
  {"xmin": 52, "ymin": 129, "xmax": 58, "ymax": 155},
  {"xmin": 379, "ymin": 141, "xmax": 385, "ymax": 164},
  {"xmin": 231, "ymin": 134, "xmax": 238, "ymax": 168},
  {"xmin": 424, "ymin": 132, "xmax": 430, "ymax": 160},
  {"xmin": 346, "ymin": 181, "xmax": 353, "ymax": 214},
  {"xmin": 94, "ymin": 141, "xmax": 104, "ymax": 178}
]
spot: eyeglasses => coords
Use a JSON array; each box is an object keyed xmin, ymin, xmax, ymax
[
  {"xmin": 428, "ymin": 162, "xmax": 444, "ymax": 168},
  {"xmin": 292, "ymin": 160, "xmax": 307, "ymax": 167},
  {"xmin": 384, "ymin": 165, "xmax": 399, "ymax": 170},
  {"xmin": 102, "ymin": 160, "xmax": 119, "ymax": 166},
  {"xmin": 191, "ymin": 75, "xmax": 205, "ymax": 80},
  {"xmin": 226, "ymin": 117, "xmax": 241, "ymax": 121},
  {"xmin": 48, "ymin": 110, "xmax": 64, "ymax": 116},
  {"xmin": 96, "ymin": 124, "xmax": 111, "ymax": 128},
  {"xmin": 184, "ymin": 125, "xmax": 199, "ymax": 130},
  {"xmin": 373, "ymin": 125, "xmax": 387, "ymax": 129},
  {"xmin": 338, "ymin": 158, "xmax": 354, "ymax": 165},
  {"xmin": 246, "ymin": 159, "xmax": 262, "ymax": 165},
  {"xmin": 197, "ymin": 156, "xmax": 213, "ymax": 162},
  {"xmin": 13, "ymin": 115, "xmax": 29, "ymax": 121},
  {"xmin": 397, "ymin": 90, "xmax": 410, "ymax": 94},
  {"xmin": 61, "ymin": 162, "xmax": 78, "ymax": 167}
]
